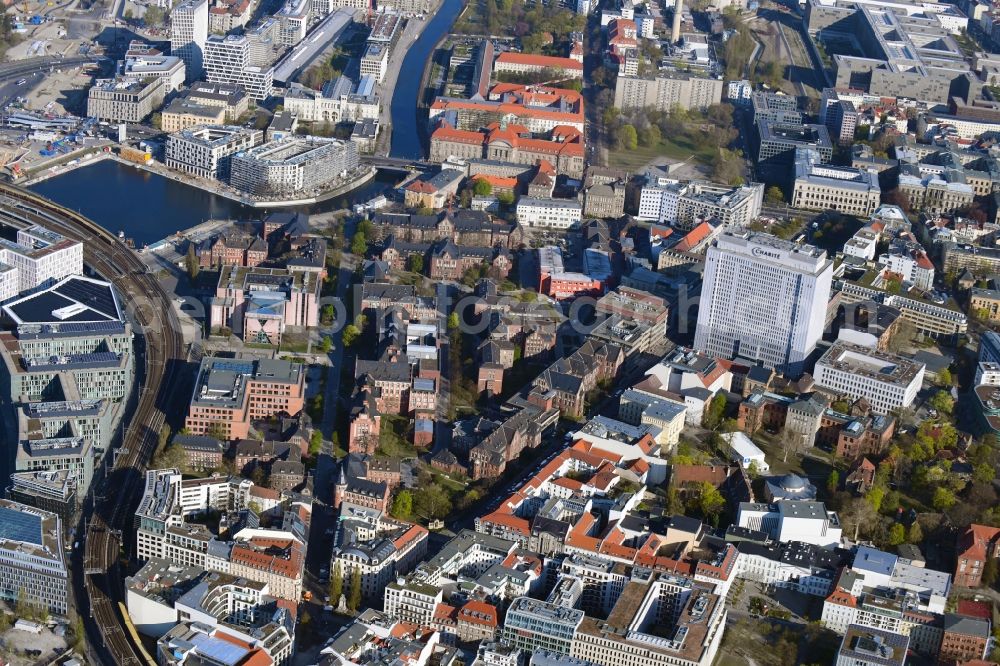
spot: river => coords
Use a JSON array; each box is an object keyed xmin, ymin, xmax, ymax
[
  {"xmin": 28, "ymin": 160, "xmax": 399, "ymax": 245},
  {"xmin": 389, "ymin": 0, "xmax": 465, "ymax": 159},
  {"xmin": 27, "ymin": 0, "xmax": 465, "ymax": 239}
]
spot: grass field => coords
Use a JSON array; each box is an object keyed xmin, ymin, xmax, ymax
[{"xmin": 608, "ymin": 135, "xmax": 716, "ymax": 171}]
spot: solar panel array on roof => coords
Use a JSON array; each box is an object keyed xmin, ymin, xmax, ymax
[
  {"xmin": 0, "ymin": 506, "xmax": 43, "ymax": 546},
  {"xmin": 25, "ymin": 351, "xmax": 121, "ymax": 371},
  {"xmin": 5, "ymin": 277, "xmax": 121, "ymax": 325},
  {"xmin": 190, "ymin": 633, "xmax": 249, "ymax": 666},
  {"xmin": 57, "ymin": 278, "xmax": 118, "ymax": 319},
  {"xmin": 18, "ymin": 320, "xmax": 126, "ymax": 338},
  {"xmin": 208, "ymin": 360, "xmax": 256, "ymax": 375}
]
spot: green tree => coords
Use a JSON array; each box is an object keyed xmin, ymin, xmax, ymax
[
  {"xmin": 936, "ymin": 368, "xmax": 953, "ymax": 387},
  {"xmin": 414, "ymin": 482, "xmax": 452, "ymax": 519},
  {"xmin": 973, "ymin": 463, "xmax": 996, "ymax": 484},
  {"xmin": 153, "ymin": 441, "xmax": 187, "ymax": 471},
  {"xmin": 932, "ymin": 486, "xmax": 957, "ymax": 511},
  {"xmin": 638, "ymin": 124, "xmax": 661, "ymax": 147},
  {"xmin": 697, "ymin": 482, "xmax": 726, "ymax": 525},
  {"xmin": 866, "ymin": 485, "xmax": 886, "ymax": 512},
  {"xmin": 329, "ymin": 561, "xmax": 343, "ymax": 605},
  {"xmin": 888, "ymin": 523, "xmax": 906, "ymax": 546},
  {"xmin": 447, "ymin": 312, "xmax": 460, "ymax": 331},
  {"xmin": 347, "ymin": 567, "xmax": 363, "ymax": 611},
  {"xmin": 497, "ymin": 191, "xmax": 515, "ymax": 206},
  {"xmin": 71, "ymin": 614, "xmax": 84, "ymax": 651},
  {"xmin": 826, "ymin": 469, "xmax": 840, "ymax": 495},
  {"xmin": 391, "ymin": 490, "xmax": 413, "ymax": 520},
  {"xmin": 765, "ymin": 185, "xmax": 785, "ymax": 205},
  {"xmin": 309, "ymin": 430, "xmax": 322, "ymax": 457},
  {"xmin": 350, "ymin": 232, "xmax": 367, "ymax": 256},
  {"xmin": 619, "ymin": 124, "xmax": 638, "ymax": 150},
  {"xmin": 408, "ymin": 254, "xmax": 424, "ymax": 273},
  {"xmin": 150, "ymin": 112, "xmax": 162, "ymax": 129},
  {"xmin": 319, "ymin": 336, "xmax": 333, "ymax": 354},
  {"xmin": 342, "ymin": 323, "xmax": 360, "ymax": 347},
  {"xmin": 472, "ymin": 179, "xmax": 493, "ymax": 196},
  {"xmin": 186, "ymin": 243, "xmax": 200, "ymax": 281},
  {"xmin": 928, "ymin": 390, "xmax": 954, "ymax": 416},
  {"xmin": 702, "ymin": 393, "xmax": 727, "ymax": 430},
  {"xmin": 907, "ymin": 521, "xmax": 923, "ymax": 544}
]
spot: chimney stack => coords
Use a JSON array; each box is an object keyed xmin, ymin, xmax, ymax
[{"xmin": 671, "ymin": 0, "xmax": 683, "ymax": 43}]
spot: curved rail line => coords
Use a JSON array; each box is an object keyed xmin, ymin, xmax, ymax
[{"xmin": 0, "ymin": 183, "xmax": 183, "ymax": 666}]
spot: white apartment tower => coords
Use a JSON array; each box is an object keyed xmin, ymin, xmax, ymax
[
  {"xmin": 694, "ymin": 231, "xmax": 833, "ymax": 376},
  {"xmin": 204, "ymin": 34, "xmax": 275, "ymax": 101},
  {"xmin": 171, "ymin": 0, "xmax": 209, "ymax": 81}
]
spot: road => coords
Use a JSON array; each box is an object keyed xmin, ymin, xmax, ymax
[
  {"xmin": 0, "ymin": 184, "xmax": 185, "ymax": 666},
  {"xmin": 0, "ymin": 56, "xmax": 99, "ymax": 110}
]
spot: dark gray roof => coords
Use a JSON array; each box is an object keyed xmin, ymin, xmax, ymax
[
  {"xmin": 173, "ymin": 434, "xmax": 225, "ymax": 453},
  {"xmin": 943, "ymin": 613, "xmax": 990, "ymax": 638}
]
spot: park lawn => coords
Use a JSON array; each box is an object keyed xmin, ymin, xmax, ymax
[
  {"xmin": 431, "ymin": 471, "xmax": 467, "ymax": 491},
  {"xmin": 608, "ymin": 135, "xmax": 715, "ymax": 171}
]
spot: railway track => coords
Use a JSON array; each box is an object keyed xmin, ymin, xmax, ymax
[{"xmin": 0, "ymin": 183, "xmax": 184, "ymax": 665}]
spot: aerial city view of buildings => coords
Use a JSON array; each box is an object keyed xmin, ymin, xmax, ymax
[{"xmin": 4, "ymin": 0, "xmax": 1000, "ymax": 663}]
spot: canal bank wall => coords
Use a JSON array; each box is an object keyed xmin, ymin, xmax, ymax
[{"xmin": 21, "ymin": 151, "xmax": 378, "ymax": 208}]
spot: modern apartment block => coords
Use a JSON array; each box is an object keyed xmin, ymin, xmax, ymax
[
  {"xmin": 170, "ymin": 0, "xmax": 209, "ymax": 80},
  {"xmin": 835, "ymin": 625, "xmax": 909, "ymax": 666},
  {"xmin": 229, "ymin": 136, "xmax": 360, "ymax": 198},
  {"xmin": 87, "ymin": 76, "xmax": 165, "ymax": 122},
  {"xmin": 360, "ymin": 42, "xmax": 389, "ymax": 82},
  {"xmin": 121, "ymin": 54, "xmax": 186, "ymax": 93},
  {"xmin": 0, "ymin": 224, "xmax": 83, "ymax": 298},
  {"xmin": 0, "ymin": 280, "xmax": 131, "ymax": 502},
  {"xmin": 184, "ymin": 356, "xmax": 305, "ymax": 440},
  {"xmin": 570, "ymin": 577, "xmax": 727, "ymax": 666},
  {"xmin": 203, "ymin": 33, "xmax": 275, "ymax": 101},
  {"xmin": 751, "ymin": 91, "xmax": 802, "ymax": 125},
  {"xmin": 637, "ymin": 178, "xmax": 764, "ymax": 229},
  {"xmin": 694, "ymin": 231, "xmax": 833, "ymax": 376},
  {"xmin": 814, "ymin": 342, "xmax": 925, "ymax": 414},
  {"xmin": 503, "ymin": 598, "xmax": 584, "ymax": 654},
  {"xmin": 515, "ymin": 197, "xmax": 583, "ymax": 230},
  {"xmin": 613, "ymin": 71, "xmax": 724, "ymax": 112},
  {"xmin": 282, "ymin": 76, "xmax": 380, "ymax": 124},
  {"xmin": 754, "ymin": 120, "xmax": 832, "ymax": 181},
  {"xmin": 0, "ymin": 500, "xmax": 67, "ymax": 614},
  {"xmin": 165, "ymin": 125, "xmax": 263, "ymax": 179},
  {"xmin": 0, "ymin": 275, "xmax": 134, "ymax": 403}
]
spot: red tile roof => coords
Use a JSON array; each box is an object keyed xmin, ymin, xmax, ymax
[
  {"xmin": 495, "ymin": 52, "xmax": 583, "ymax": 71},
  {"xmin": 675, "ymin": 221, "xmax": 715, "ymax": 252},
  {"xmin": 459, "ymin": 600, "xmax": 498, "ymax": 627}
]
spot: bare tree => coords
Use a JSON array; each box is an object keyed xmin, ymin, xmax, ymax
[{"xmin": 779, "ymin": 427, "xmax": 806, "ymax": 463}]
